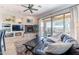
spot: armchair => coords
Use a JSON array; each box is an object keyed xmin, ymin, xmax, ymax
[{"xmin": 23, "ymin": 35, "xmax": 55, "ymax": 55}]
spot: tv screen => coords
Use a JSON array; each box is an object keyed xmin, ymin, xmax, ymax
[{"xmin": 12, "ymin": 25, "xmax": 23, "ymax": 31}]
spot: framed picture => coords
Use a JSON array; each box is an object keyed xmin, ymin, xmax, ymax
[
  {"xmin": 15, "ymin": 32, "xmax": 22, "ymax": 36},
  {"xmin": 27, "ymin": 19, "xmax": 33, "ymax": 23},
  {"xmin": 5, "ymin": 33, "xmax": 14, "ymax": 37},
  {"xmin": 2, "ymin": 24, "xmax": 11, "ymax": 32}
]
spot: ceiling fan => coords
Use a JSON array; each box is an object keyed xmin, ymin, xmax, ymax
[{"xmin": 21, "ymin": 4, "xmax": 41, "ymax": 13}]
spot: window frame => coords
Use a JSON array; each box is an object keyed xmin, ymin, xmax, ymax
[{"xmin": 40, "ymin": 12, "xmax": 71, "ymax": 37}]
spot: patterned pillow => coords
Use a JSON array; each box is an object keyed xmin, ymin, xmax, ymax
[{"xmin": 62, "ymin": 34, "xmax": 77, "ymax": 44}]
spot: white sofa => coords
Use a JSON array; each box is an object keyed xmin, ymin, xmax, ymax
[{"xmin": 45, "ymin": 42, "xmax": 72, "ymax": 54}]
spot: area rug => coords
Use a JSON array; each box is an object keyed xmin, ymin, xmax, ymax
[{"xmin": 14, "ymin": 42, "xmax": 33, "ymax": 55}]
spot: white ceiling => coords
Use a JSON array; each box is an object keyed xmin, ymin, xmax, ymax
[{"xmin": 0, "ymin": 4, "xmax": 75, "ymax": 18}]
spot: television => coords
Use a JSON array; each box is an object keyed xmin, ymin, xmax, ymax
[
  {"xmin": 25, "ymin": 25, "xmax": 34, "ymax": 33},
  {"xmin": 24, "ymin": 25, "xmax": 38, "ymax": 33},
  {"xmin": 12, "ymin": 25, "xmax": 23, "ymax": 31}
]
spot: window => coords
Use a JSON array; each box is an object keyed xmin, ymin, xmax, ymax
[
  {"xmin": 64, "ymin": 13, "xmax": 71, "ymax": 35},
  {"xmin": 39, "ymin": 12, "xmax": 71, "ymax": 37},
  {"xmin": 45, "ymin": 18, "xmax": 52, "ymax": 37},
  {"xmin": 52, "ymin": 15, "xmax": 64, "ymax": 36},
  {"xmin": 40, "ymin": 20, "xmax": 45, "ymax": 37}
]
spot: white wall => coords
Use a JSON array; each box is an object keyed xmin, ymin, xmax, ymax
[
  {"xmin": 0, "ymin": 23, "xmax": 2, "ymax": 30},
  {"xmin": 0, "ymin": 16, "xmax": 3, "ymax": 30}
]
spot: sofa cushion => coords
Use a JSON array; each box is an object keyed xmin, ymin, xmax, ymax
[
  {"xmin": 46, "ymin": 39, "xmax": 55, "ymax": 43},
  {"xmin": 33, "ymin": 41, "xmax": 46, "ymax": 54},
  {"xmin": 61, "ymin": 34, "xmax": 78, "ymax": 49},
  {"xmin": 45, "ymin": 42, "xmax": 72, "ymax": 54},
  {"xmin": 61, "ymin": 34, "xmax": 76, "ymax": 43},
  {"xmin": 33, "ymin": 38, "xmax": 48, "ymax": 54}
]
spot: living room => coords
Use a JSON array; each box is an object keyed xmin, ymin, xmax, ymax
[{"xmin": 0, "ymin": 4, "xmax": 79, "ymax": 55}]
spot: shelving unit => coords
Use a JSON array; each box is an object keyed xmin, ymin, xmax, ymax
[
  {"xmin": 2, "ymin": 17, "xmax": 38, "ymax": 38},
  {"xmin": 2, "ymin": 23, "xmax": 24, "ymax": 37},
  {"xmin": 2, "ymin": 23, "xmax": 38, "ymax": 37}
]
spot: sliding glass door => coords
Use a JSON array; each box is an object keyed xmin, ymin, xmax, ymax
[
  {"xmin": 52, "ymin": 13, "xmax": 71, "ymax": 36},
  {"xmin": 44, "ymin": 18, "xmax": 52, "ymax": 37},
  {"xmin": 52, "ymin": 15, "xmax": 64, "ymax": 36},
  {"xmin": 40, "ymin": 20, "xmax": 45, "ymax": 37},
  {"xmin": 64, "ymin": 13, "xmax": 71, "ymax": 35},
  {"xmin": 39, "ymin": 12, "xmax": 71, "ymax": 37}
]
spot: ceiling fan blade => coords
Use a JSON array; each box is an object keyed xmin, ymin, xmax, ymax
[
  {"xmin": 32, "ymin": 8, "xmax": 38, "ymax": 11},
  {"xmin": 28, "ymin": 4, "xmax": 31, "ymax": 7},
  {"xmin": 30, "ymin": 9, "xmax": 33, "ymax": 13},
  {"xmin": 30, "ymin": 4, "xmax": 34, "ymax": 8},
  {"xmin": 21, "ymin": 5, "xmax": 28, "ymax": 8},
  {"xmin": 24, "ymin": 9, "xmax": 29, "ymax": 12},
  {"xmin": 28, "ymin": 4, "xmax": 34, "ymax": 8},
  {"xmin": 38, "ymin": 5, "xmax": 42, "ymax": 8}
]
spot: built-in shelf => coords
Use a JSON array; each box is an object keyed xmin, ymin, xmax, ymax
[{"xmin": 2, "ymin": 23, "xmax": 24, "ymax": 37}]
